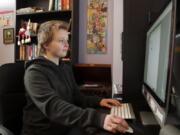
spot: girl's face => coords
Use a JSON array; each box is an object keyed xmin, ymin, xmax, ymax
[{"xmin": 44, "ymin": 29, "xmax": 69, "ymax": 58}]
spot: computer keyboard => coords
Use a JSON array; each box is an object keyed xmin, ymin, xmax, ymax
[{"xmin": 110, "ymin": 103, "xmax": 135, "ymax": 119}]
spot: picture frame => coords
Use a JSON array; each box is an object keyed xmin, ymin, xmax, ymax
[{"xmin": 3, "ymin": 28, "xmax": 14, "ymax": 44}]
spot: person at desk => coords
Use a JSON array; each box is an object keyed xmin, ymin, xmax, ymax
[{"xmin": 21, "ymin": 20, "xmax": 129, "ymax": 135}]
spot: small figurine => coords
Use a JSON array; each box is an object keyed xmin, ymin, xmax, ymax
[
  {"xmin": 17, "ymin": 23, "xmax": 26, "ymax": 45},
  {"xmin": 17, "ymin": 19, "xmax": 31, "ymax": 45},
  {"xmin": 25, "ymin": 19, "xmax": 31, "ymax": 43}
]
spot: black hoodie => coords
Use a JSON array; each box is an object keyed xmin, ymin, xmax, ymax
[{"xmin": 22, "ymin": 56, "xmax": 107, "ymax": 135}]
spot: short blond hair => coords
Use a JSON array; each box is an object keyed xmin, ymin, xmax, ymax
[{"xmin": 37, "ymin": 20, "xmax": 68, "ymax": 55}]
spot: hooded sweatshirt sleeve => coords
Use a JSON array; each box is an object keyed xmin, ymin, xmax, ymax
[
  {"xmin": 65, "ymin": 64, "xmax": 104, "ymax": 108},
  {"xmin": 73, "ymin": 82, "xmax": 103, "ymax": 108},
  {"xmin": 24, "ymin": 65, "xmax": 106, "ymax": 128}
]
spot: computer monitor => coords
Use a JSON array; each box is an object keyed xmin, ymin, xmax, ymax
[{"xmin": 142, "ymin": 1, "xmax": 177, "ymax": 127}]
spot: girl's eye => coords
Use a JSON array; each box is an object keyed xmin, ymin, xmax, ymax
[
  {"xmin": 58, "ymin": 39, "xmax": 68, "ymax": 43},
  {"xmin": 58, "ymin": 40, "xmax": 66, "ymax": 43}
]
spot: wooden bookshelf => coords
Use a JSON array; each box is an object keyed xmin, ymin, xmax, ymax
[
  {"xmin": 16, "ymin": 10, "xmax": 72, "ymax": 16},
  {"xmin": 73, "ymin": 63, "xmax": 112, "ymax": 97},
  {"xmin": 15, "ymin": 0, "xmax": 79, "ymax": 63}
]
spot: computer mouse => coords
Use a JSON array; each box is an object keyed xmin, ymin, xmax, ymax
[{"xmin": 126, "ymin": 126, "xmax": 134, "ymax": 133}]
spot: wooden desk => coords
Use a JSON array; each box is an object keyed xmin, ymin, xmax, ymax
[{"xmin": 93, "ymin": 102, "xmax": 160, "ymax": 135}]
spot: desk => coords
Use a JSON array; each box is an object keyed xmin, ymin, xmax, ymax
[{"xmin": 91, "ymin": 103, "xmax": 160, "ymax": 135}]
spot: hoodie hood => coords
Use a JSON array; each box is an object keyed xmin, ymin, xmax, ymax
[{"xmin": 24, "ymin": 56, "xmax": 64, "ymax": 71}]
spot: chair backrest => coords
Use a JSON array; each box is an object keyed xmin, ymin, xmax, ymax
[
  {"xmin": 0, "ymin": 62, "xmax": 26, "ymax": 135},
  {"xmin": 0, "ymin": 125, "xmax": 14, "ymax": 135}
]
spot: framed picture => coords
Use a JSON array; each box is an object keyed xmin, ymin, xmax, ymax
[{"xmin": 3, "ymin": 28, "xmax": 14, "ymax": 44}]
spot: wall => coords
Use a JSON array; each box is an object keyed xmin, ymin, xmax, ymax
[
  {"xmin": 78, "ymin": 0, "xmax": 124, "ymax": 85},
  {"xmin": 0, "ymin": 0, "xmax": 15, "ymax": 66},
  {"xmin": 112, "ymin": 0, "xmax": 123, "ymax": 85}
]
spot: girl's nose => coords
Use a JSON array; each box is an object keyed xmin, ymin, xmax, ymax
[{"xmin": 64, "ymin": 41, "xmax": 69, "ymax": 47}]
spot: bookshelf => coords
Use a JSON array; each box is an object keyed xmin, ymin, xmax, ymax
[
  {"xmin": 73, "ymin": 63, "xmax": 112, "ymax": 98},
  {"xmin": 15, "ymin": 0, "xmax": 79, "ymax": 63}
]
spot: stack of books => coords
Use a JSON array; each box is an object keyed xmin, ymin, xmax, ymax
[
  {"xmin": 48, "ymin": 0, "xmax": 72, "ymax": 11},
  {"xmin": 20, "ymin": 44, "xmax": 39, "ymax": 60}
]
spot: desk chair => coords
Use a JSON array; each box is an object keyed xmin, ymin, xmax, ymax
[
  {"xmin": 0, "ymin": 124, "xmax": 14, "ymax": 135},
  {"xmin": 0, "ymin": 62, "xmax": 106, "ymax": 135},
  {"xmin": 0, "ymin": 62, "xmax": 26, "ymax": 135}
]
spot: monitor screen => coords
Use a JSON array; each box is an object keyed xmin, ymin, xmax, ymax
[{"xmin": 144, "ymin": 2, "xmax": 172, "ymax": 103}]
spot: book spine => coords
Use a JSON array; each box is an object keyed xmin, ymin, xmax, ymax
[
  {"xmin": 54, "ymin": 0, "xmax": 56, "ymax": 10},
  {"xmin": 27, "ymin": 45, "xmax": 29, "ymax": 60},
  {"xmin": 32, "ymin": 44, "xmax": 34, "ymax": 59},
  {"xmin": 69, "ymin": 0, "xmax": 72, "ymax": 10},
  {"xmin": 23, "ymin": 45, "xmax": 25, "ymax": 60},
  {"xmin": 34, "ymin": 45, "xmax": 36, "ymax": 58},
  {"xmin": 61, "ymin": 0, "xmax": 65, "ymax": 10},
  {"xmin": 28, "ymin": 45, "xmax": 33, "ymax": 60},
  {"xmin": 57, "ymin": 0, "xmax": 59, "ymax": 10},
  {"xmin": 35, "ymin": 45, "xmax": 39, "ymax": 57},
  {"xmin": 26, "ymin": 45, "xmax": 28, "ymax": 60},
  {"xmin": 33, "ymin": 44, "xmax": 37, "ymax": 59},
  {"xmin": 55, "ymin": 0, "xmax": 58, "ymax": 10},
  {"xmin": 59, "ymin": 0, "xmax": 62, "ymax": 10},
  {"xmin": 53, "ymin": 0, "xmax": 56, "ymax": 10},
  {"xmin": 20, "ymin": 45, "xmax": 22, "ymax": 60},
  {"xmin": 66, "ymin": 0, "xmax": 69, "ymax": 10},
  {"xmin": 48, "ymin": 0, "xmax": 53, "ymax": 11},
  {"xmin": 31, "ymin": 45, "xmax": 33, "ymax": 60}
]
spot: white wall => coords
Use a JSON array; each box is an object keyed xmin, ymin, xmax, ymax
[
  {"xmin": 78, "ymin": 0, "xmax": 124, "ymax": 85},
  {"xmin": 112, "ymin": 0, "xmax": 123, "ymax": 85},
  {"xmin": 0, "ymin": 0, "xmax": 15, "ymax": 66}
]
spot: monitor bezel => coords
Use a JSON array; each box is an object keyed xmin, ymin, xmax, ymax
[{"xmin": 143, "ymin": 0, "xmax": 177, "ymax": 108}]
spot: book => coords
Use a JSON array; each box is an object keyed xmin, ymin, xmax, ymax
[
  {"xmin": 20, "ymin": 45, "xmax": 25, "ymax": 60},
  {"xmin": 61, "ymin": 0, "xmax": 70, "ymax": 10},
  {"xmin": 66, "ymin": 0, "xmax": 69, "ymax": 10},
  {"xmin": 58, "ymin": 0, "xmax": 62, "ymax": 10},
  {"xmin": 19, "ymin": 44, "xmax": 39, "ymax": 60},
  {"xmin": 69, "ymin": 0, "xmax": 73, "ymax": 10},
  {"xmin": 55, "ymin": 0, "xmax": 59, "ymax": 10},
  {"xmin": 26, "ymin": 45, "xmax": 32, "ymax": 60},
  {"xmin": 49, "ymin": 0, "xmax": 71, "ymax": 11},
  {"xmin": 32, "ymin": 22, "xmax": 38, "ymax": 34},
  {"xmin": 48, "ymin": 0, "xmax": 54, "ymax": 11},
  {"xmin": 61, "ymin": 0, "xmax": 65, "ymax": 10}
]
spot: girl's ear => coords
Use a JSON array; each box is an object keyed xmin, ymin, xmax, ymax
[{"xmin": 43, "ymin": 44, "xmax": 49, "ymax": 50}]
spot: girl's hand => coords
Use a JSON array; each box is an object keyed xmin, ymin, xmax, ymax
[
  {"xmin": 100, "ymin": 98, "xmax": 122, "ymax": 108},
  {"xmin": 103, "ymin": 114, "xmax": 129, "ymax": 133}
]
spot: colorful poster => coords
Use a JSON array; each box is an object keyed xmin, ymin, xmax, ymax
[
  {"xmin": 87, "ymin": 0, "xmax": 108, "ymax": 54},
  {"xmin": 0, "ymin": 10, "xmax": 14, "ymax": 28}
]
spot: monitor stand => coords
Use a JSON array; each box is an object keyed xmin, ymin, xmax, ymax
[
  {"xmin": 140, "ymin": 111, "xmax": 158, "ymax": 125},
  {"xmin": 166, "ymin": 113, "xmax": 180, "ymax": 125}
]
